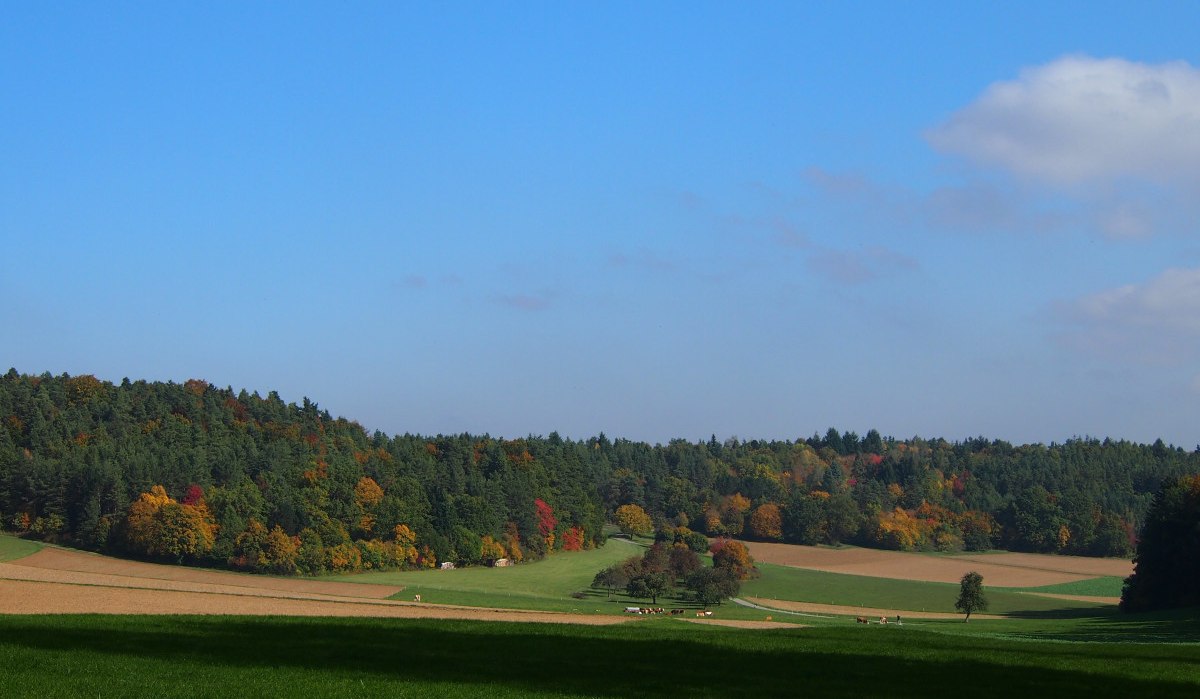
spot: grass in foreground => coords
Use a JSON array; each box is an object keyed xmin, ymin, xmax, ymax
[
  {"xmin": 0, "ymin": 533, "xmax": 41, "ymax": 562},
  {"xmin": 0, "ymin": 614, "xmax": 1197, "ymax": 699}
]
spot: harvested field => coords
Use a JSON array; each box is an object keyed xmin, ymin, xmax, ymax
[
  {"xmin": 10, "ymin": 547, "xmax": 399, "ymax": 598},
  {"xmin": 742, "ymin": 542, "xmax": 1132, "ymax": 587},
  {"xmin": 745, "ymin": 596, "xmax": 1001, "ymax": 620},
  {"xmin": 0, "ymin": 546, "xmax": 631, "ymax": 625}
]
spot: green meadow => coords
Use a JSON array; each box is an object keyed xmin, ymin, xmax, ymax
[
  {"xmin": 1013, "ymin": 576, "xmax": 1126, "ymax": 597},
  {"xmin": 741, "ymin": 562, "xmax": 1109, "ymax": 616},
  {"xmin": 0, "ymin": 533, "xmax": 41, "ymax": 562},
  {"xmin": 0, "ymin": 613, "xmax": 1197, "ymax": 698},
  {"xmin": 316, "ymin": 538, "xmax": 1122, "ymax": 621},
  {"xmin": 319, "ymin": 539, "xmax": 639, "ymax": 613},
  {"xmin": 3, "ymin": 536, "xmax": 1198, "ymax": 697}
]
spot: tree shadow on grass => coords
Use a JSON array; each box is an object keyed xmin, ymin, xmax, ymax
[
  {"xmin": 1008, "ymin": 606, "xmax": 1200, "ymax": 643},
  {"xmin": 0, "ymin": 616, "xmax": 1197, "ymax": 698}
]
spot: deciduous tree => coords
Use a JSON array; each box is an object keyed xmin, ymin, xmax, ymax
[
  {"xmin": 685, "ymin": 566, "xmax": 741, "ymax": 608},
  {"xmin": 955, "ymin": 571, "xmax": 987, "ymax": 622},
  {"xmin": 711, "ymin": 539, "xmax": 755, "ymax": 580},
  {"xmin": 627, "ymin": 571, "xmax": 671, "ymax": 604},
  {"xmin": 614, "ymin": 503, "xmax": 652, "ymax": 537},
  {"xmin": 749, "ymin": 502, "xmax": 782, "ymax": 540}
]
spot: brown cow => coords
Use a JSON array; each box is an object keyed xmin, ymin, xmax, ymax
[{"xmin": 856, "ymin": 616, "xmax": 869, "ymax": 624}]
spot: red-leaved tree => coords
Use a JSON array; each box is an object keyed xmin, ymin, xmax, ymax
[{"xmin": 535, "ymin": 498, "xmax": 557, "ymax": 550}]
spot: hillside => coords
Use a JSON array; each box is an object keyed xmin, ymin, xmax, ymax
[{"xmin": 1, "ymin": 370, "xmax": 1195, "ymax": 574}]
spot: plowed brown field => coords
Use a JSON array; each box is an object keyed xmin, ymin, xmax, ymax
[{"xmin": 742, "ymin": 542, "xmax": 1132, "ymax": 587}]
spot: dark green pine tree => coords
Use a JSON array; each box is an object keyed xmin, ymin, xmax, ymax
[{"xmin": 1120, "ymin": 475, "xmax": 1200, "ymax": 612}]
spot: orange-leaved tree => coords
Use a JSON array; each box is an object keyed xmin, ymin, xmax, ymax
[
  {"xmin": 749, "ymin": 503, "xmax": 783, "ymax": 540},
  {"xmin": 711, "ymin": 538, "xmax": 756, "ymax": 580},
  {"xmin": 124, "ymin": 485, "xmax": 217, "ymax": 562}
]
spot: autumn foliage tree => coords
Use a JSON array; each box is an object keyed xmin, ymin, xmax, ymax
[
  {"xmin": 124, "ymin": 485, "xmax": 217, "ymax": 562},
  {"xmin": 560, "ymin": 526, "xmax": 585, "ymax": 551},
  {"xmin": 749, "ymin": 503, "xmax": 783, "ymax": 540},
  {"xmin": 353, "ymin": 476, "xmax": 385, "ymax": 536},
  {"xmin": 535, "ymin": 498, "xmax": 557, "ymax": 550},
  {"xmin": 711, "ymin": 538, "xmax": 756, "ymax": 580},
  {"xmin": 614, "ymin": 503, "xmax": 652, "ymax": 537}
]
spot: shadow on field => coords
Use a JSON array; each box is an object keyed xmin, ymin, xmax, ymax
[
  {"xmin": 1008, "ymin": 607, "xmax": 1200, "ymax": 643},
  {"xmin": 0, "ymin": 616, "xmax": 1198, "ymax": 698}
]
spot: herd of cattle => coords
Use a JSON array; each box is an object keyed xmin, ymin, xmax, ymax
[
  {"xmin": 624, "ymin": 606, "xmax": 713, "ymax": 617},
  {"xmin": 856, "ymin": 615, "xmax": 902, "ymax": 625}
]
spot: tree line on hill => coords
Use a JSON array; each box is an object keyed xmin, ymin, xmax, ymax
[{"xmin": 2, "ymin": 370, "xmax": 1197, "ymax": 577}]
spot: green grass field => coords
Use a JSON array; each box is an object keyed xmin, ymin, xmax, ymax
[
  {"xmin": 741, "ymin": 562, "xmax": 1107, "ymax": 616},
  {"xmin": 1, "ymin": 537, "xmax": 1198, "ymax": 697},
  {"xmin": 319, "ymin": 539, "xmax": 642, "ymax": 613},
  {"xmin": 1011, "ymin": 576, "xmax": 1126, "ymax": 597},
  {"xmin": 0, "ymin": 614, "xmax": 1197, "ymax": 698},
  {"xmin": 0, "ymin": 533, "xmax": 41, "ymax": 562},
  {"xmin": 320, "ymin": 539, "xmax": 1116, "ymax": 620}
]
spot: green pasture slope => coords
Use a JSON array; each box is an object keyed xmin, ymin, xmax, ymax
[
  {"xmin": 0, "ymin": 613, "xmax": 1197, "ymax": 698},
  {"xmin": 742, "ymin": 562, "xmax": 1111, "ymax": 615},
  {"xmin": 319, "ymin": 538, "xmax": 639, "ymax": 612},
  {"xmin": 1014, "ymin": 576, "xmax": 1126, "ymax": 597},
  {"xmin": 1, "ymin": 536, "xmax": 1198, "ymax": 697},
  {"xmin": 0, "ymin": 533, "xmax": 41, "ymax": 562}
]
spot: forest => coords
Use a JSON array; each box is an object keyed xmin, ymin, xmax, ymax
[{"xmin": 2, "ymin": 370, "xmax": 1196, "ymax": 575}]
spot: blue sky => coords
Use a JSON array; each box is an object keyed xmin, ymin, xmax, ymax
[{"xmin": 3, "ymin": 2, "xmax": 1199, "ymax": 447}]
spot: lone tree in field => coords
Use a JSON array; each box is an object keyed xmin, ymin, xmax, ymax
[{"xmin": 955, "ymin": 571, "xmax": 988, "ymax": 622}]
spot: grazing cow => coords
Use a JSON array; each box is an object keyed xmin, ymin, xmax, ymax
[
  {"xmin": 879, "ymin": 616, "xmax": 888, "ymax": 624},
  {"xmin": 856, "ymin": 616, "xmax": 869, "ymax": 624},
  {"xmin": 696, "ymin": 610, "xmax": 713, "ymax": 617},
  {"xmin": 413, "ymin": 594, "xmax": 421, "ymax": 603},
  {"xmin": 670, "ymin": 609, "xmax": 685, "ymax": 615}
]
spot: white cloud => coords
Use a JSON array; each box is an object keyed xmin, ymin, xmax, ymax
[
  {"xmin": 1057, "ymin": 266, "xmax": 1200, "ymax": 363},
  {"xmin": 927, "ymin": 55, "xmax": 1200, "ymax": 186}
]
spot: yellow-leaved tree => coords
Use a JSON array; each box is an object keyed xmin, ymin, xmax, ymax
[
  {"xmin": 614, "ymin": 503, "xmax": 652, "ymax": 537},
  {"xmin": 124, "ymin": 485, "xmax": 217, "ymax": 562}
]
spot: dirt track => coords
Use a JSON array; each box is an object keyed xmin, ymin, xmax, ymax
[{"xmin": 742, "ymin": 542, "xmax": 1132, "ymax": 587}]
